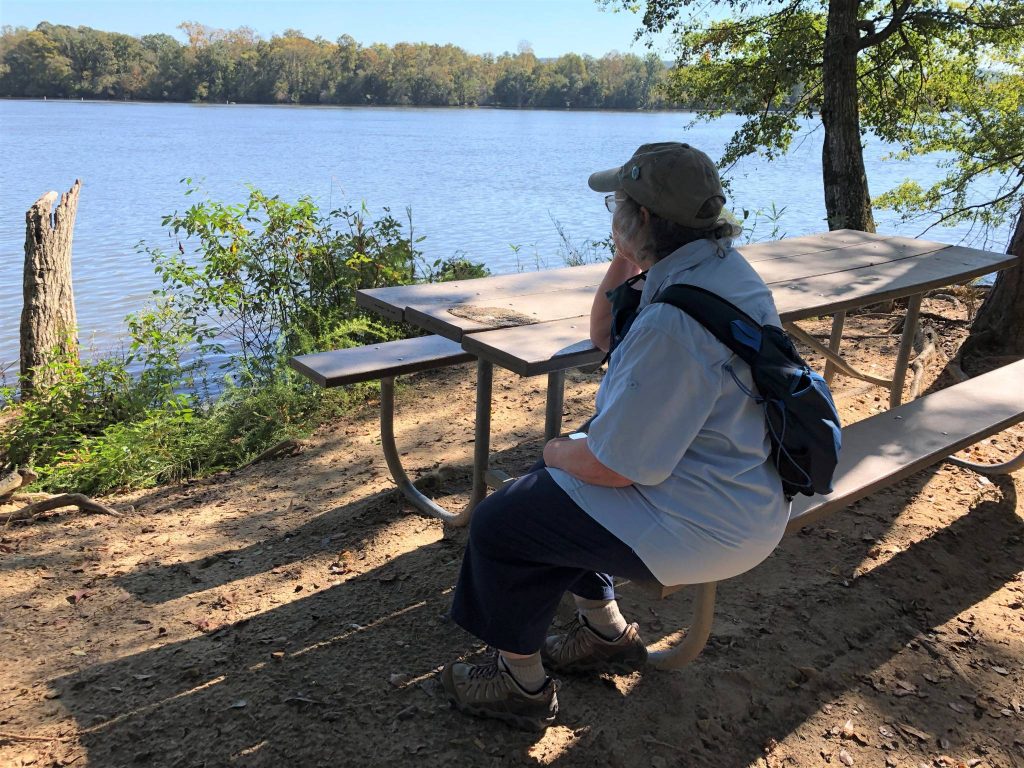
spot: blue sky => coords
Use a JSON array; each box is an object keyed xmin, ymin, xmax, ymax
[{"xmin": 0, "ymin": 0, "xmax": 674, "ymax": 58}]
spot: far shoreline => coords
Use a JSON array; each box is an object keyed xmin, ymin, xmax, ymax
[{"xmin": 0, "ymin": 96, "xmax": 718, "ymax": 117}]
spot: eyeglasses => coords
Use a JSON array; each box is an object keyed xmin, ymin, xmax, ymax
[{"xmin": 604, "ymin": 194, "xmax": 617, "ymax": 213}]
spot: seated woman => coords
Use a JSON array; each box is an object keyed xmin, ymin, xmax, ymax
[{"xmin": 440, "ymin": 142, "xmax": 790, "ymax": 730}]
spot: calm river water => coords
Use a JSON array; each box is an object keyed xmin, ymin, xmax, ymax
[{"xmin": 0, "ymin": 100, "xmax": 1010, "ymax": 371}]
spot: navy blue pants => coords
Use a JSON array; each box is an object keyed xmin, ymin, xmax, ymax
[{"xmin": 450, "ymin": 462, "xmax": 657, "ymax": 654}]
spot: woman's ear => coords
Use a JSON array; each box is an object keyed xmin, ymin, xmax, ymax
[{"xmin": 639, "ymin": 207, "xmax": 651, "ymax": 226}]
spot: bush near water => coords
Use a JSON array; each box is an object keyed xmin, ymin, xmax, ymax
[{"xmin": 0, "ymin": 188, "xmax": 488, "ymax": 494}]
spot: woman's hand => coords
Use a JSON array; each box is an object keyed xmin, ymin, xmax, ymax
[
  {"xmin": 589, "ymin": 252, "xmax": 642, "ymax": 352},
  {"xmin": 543, "ymin": 437, "xmax": 633, "ymax": 488}
]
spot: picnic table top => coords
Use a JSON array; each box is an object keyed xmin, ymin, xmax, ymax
[{"xmin": 357, "ymin": 229, "xmax": 1016, "ymax": 376}]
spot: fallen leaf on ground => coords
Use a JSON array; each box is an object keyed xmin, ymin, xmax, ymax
[{"xmin": 895, "ymin": 722, "xmax": 931, "ymax": 741}]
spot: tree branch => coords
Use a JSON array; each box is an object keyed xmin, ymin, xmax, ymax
[{"xmin": 858, "ymin": 0, "xmax": 913, "ymax": 49}]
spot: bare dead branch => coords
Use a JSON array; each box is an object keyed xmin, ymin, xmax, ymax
[{"xmin": 3, "ymin": 493, "xmax": 122, "ymax": 525}]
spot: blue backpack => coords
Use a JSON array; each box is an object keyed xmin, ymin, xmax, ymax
[{"xmin": 608, "ymin": 277, "xmax": 841, "ymax": 500}]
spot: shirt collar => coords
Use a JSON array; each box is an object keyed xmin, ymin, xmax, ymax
[{"xmin": 640, "ymin": 237, "xmax": 730, "ymax": 306}]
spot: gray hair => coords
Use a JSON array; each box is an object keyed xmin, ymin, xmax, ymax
[{"xmin": 612, "ymin": 194, "xmax": 741, "ymax": 266}]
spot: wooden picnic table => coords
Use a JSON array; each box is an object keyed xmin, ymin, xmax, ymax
[{"xmin": 356, "ymin": 229, "xmax": 1016, "ymax": 512}]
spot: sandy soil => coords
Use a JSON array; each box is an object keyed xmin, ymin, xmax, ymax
[{"xmin": 1, "ymin": 300, "xmax": 1023, "ymax": 768}]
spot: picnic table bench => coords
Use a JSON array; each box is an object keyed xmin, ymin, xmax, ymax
[{"xmin": 289, "ymin": 335, "xmax": 476, "ymax": 525}]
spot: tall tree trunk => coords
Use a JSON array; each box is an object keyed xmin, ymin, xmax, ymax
[
  {"xmin": 19, "ymin": 180, "xmax": 81, "ymax": 397},
  {"xmin": 959, "ymin": 209, "xmax": 1024, "ymax": 365},
  {"xmin": 820, "ymin": 0, "xmax": 876, "ymax": 233}
]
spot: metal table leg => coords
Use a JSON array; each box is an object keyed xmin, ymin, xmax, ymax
[
  {"xmin": 947, "ymin": 448, "xmax": 1024, "ymax": 475},
  {"xmin": 890, "ymin": 293, "xmax": 923, "ymax": 408},
  {"xmin": 380, "ymin": 377, "xmax": 471, "ymax": 526},
  {"xmin": 647, "ymin": 582, "xmax": 718, "ymax": 670},
  {"xmin": 469, "ymin": 358, "xmax": 493, "ymax": 512},
  {"xmin": 823, "ymin": 310, "xmax": 846, "ymax": 386},
  {"xmin": 785, "ymin": 323, "xmax": 892, "ymax": 387},
  {"xmin": 544, "ymin": 370, "xmax": 566, "ymax": 441}
]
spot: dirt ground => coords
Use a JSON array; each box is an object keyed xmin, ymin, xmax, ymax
[{"xmin": 1, "ymin": 299, "xmax": 1023, "ymax": 768}]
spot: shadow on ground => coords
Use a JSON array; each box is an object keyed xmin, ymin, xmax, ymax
[{"xmin": 46, "ymin": 468, "xmax": 1023, "ymax": 767}]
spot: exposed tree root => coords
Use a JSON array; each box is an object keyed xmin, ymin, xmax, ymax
[{"xmin": 2, "ymin": 493, "xmax": 122, "ymax": 525}]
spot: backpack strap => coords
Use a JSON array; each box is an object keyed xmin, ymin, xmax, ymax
[{"xmin": 653, "ymin": 284, "xmax": 764, "ymax": 365}]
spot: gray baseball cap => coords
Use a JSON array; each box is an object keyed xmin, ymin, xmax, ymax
[{"xmin": 588, "ymin": 142, "xmax": 725, "ymax": 229}]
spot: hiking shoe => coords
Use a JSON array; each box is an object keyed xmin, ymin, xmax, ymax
[
  {"xmin": 542, "ymin": 615, "xmax": 647, "ymax": 673},
  {"xmin": 441, "ymin": 654, "xmax": 559, "ymax": 731}
]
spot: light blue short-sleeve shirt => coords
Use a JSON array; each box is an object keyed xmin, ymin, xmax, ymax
[{"xmin": 548, "ymin": 238, "xmax": 790, "ymax": 586}]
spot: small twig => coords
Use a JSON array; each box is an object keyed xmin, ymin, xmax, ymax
[
  {"xmin": 237, "ymin": 439, "xmax": 304, "ymax": 470},
  {"xmin": 641, "ymin": 735, "xmax": 688, "ymax": 753},
  {"xmin": 3, "ymin": 493, "xmax": 122, "ymax": 525}
]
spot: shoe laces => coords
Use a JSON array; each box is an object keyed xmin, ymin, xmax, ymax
[{"xmin": 467, "ymin": 655, "xmax": 502, "ymax": 680}]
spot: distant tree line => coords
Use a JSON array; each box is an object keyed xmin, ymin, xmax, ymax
[{"xmin": 0, "ymin": 22, "xmax": 672, "ymax": 109}]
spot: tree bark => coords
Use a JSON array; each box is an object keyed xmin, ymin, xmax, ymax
[
  {"xmin": 20, "ymin": 180, "xmax": 81, "ymax": 396},
  {"xmin": 959, "ymin": 208, "xmax": 1024, "ymax": 364},
  {"xmin": 820, "ymin": 0, "xmax": 876, "ymax": 233}
]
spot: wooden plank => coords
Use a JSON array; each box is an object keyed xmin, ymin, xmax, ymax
[
  {"xmin": 366, "ymin": 230, "xmax": 876, "ymax": 323},
  {"xmin": 460, "ymin": 244, "xmax": 1015, "ymax": 375},
  {"xmin": 405, "ymin": 284, "xmax": 598, "ymax": 340},
  {"xmin": 356, "ymin": 262, "xmax": 608, "ymax": 322},
  {"xmin": 773, "ymin": 244, "xmax": 1016, "ymax": 321},
  {"xmin": 406, "ymin": 234, "xmax": 953, "ymax": 339},
  {"xmin": 289, "ymin": 335, "xmax": 474, "ymax": 388},
  {"xmin": 738, "ymin": 229, "xmax": 929, "ymax": 263},
  {"xmin": 786, "ymin": 359, "xmax": 1024, "ymax": 533},
  {"xmin": 461, "ymin": 320, "xmax": 603, "ymax": 376},
  {"xmin": 754, "ymin": 236, "xmax": 948, "ymax": 284},
  {"xmin": 358, "ymin": 231, "xmax": 947, "ymax": 324}
]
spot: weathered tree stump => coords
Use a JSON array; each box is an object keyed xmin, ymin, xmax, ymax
[
  {"xmin": 0, "ymin": 466, "xmax": 38, "ymax": 500},
  {"xmin": 20, "ymin": 180, "xmax": 82, "ymax": 397}
]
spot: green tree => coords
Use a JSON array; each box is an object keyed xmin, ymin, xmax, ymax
[
  {"xmin": 0, "ymin": 22, "xmax": 664, "ymax": 109},
  {"xmin": 140, "ymin": 33, "xmax": 189, "ymax": 100},
  {"xmin": 0, "ymin": 28, "xmax": 72, "ymax": 96},
  {"xmin": 873, "ymin": 43, "xmax": 1024, "ymax": 362},
  {"xmin": 494, "ymin": 47, "xmax": 537, "ymax": 107},
  {"xmin": 614, "ymin": 0, "xmax": 1024, "ymax": 234}
]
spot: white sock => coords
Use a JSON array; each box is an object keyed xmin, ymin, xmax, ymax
[
  {"xmin": 573, "ymin": 596, "xmax": 628, "ymax": 640},
  {"xmin": 499, "ymin": 652, "xmax": 547, "ymax": 693}
]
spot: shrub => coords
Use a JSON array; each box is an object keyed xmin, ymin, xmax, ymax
[{"xmin": 0, "ymin": 187, "xmax": 486, "ymax": 494}]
